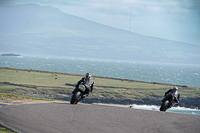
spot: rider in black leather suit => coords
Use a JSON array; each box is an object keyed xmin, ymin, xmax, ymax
[
  {"xmin": 162, "ymin": 86, "xmax": 180, "ymax": 104},
  {"xmin": 72, "ymin": 73, "xmax": 94, "ymax": 98}
]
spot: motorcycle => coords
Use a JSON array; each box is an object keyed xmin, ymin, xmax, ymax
[
  {"xmin": 70, "ymin": 84, "xmax": 87, "ymax": 104},
  {"xmin": 160, "ymin": 93, "xmax": 176, "ymax": 111}
]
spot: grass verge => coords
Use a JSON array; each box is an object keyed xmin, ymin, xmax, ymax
[
  {"xmin": 0, "ymin": 93, "xmax": 57, "ymax": 101},
  {"xmin": 0, "ymin": 125, "xmax": 16, "ymax": 133}
]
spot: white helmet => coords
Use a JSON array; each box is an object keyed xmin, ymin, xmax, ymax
[{"xmin": 173, "ymin": 86, "xmax": 178, "ymax": 90}]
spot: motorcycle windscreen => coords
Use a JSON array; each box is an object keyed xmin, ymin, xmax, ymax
[{"xmin": 78, "ymin": 84, "xmax": 86, "ymax": 92}]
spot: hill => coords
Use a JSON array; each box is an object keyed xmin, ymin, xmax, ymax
[{"xmin": 0, "ymin": 4, "xmax": 200, "ymax": 64}]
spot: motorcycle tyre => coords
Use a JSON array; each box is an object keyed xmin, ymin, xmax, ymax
[
  {"xmin": 70, "ymin": 91, "xmax": 81, "ymax": 104},
  {"xmin": 160, "ymin": 100, "xmax": 169, "ymax": 112}
]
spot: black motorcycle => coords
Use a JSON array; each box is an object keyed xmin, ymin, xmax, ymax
[
  {"xmin": 70, "ymin": 84, "xmax": 87, "ymax": 104},
  {"xmin": 160, "ymin": 93, "xmax": 176, "ymax": 111}
]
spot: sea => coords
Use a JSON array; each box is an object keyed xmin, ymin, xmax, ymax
[{"xmin": 0, "ymin": 56, "xmax": 200, "ymax": 115}]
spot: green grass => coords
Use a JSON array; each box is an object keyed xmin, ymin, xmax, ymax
[
  {"xmin": 0, "ymin": 67, "xmax": 200, "ymax": 100},
  {"xmin": 0, "ymin": 125, "xmax": 16, "ymax": 133},
  {"xmin": 0, "ymin": 68, "xmax": 80, "ymax": 87},
  {"xmin": 0, "ymin": 92, "xmax": 58, "ymax": 101}
]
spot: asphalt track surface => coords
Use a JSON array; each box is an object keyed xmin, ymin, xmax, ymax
[{"xmin": 0, "ymin": 102, "xmax": 200, "ymax": 133}]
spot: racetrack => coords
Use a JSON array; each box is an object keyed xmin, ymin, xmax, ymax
[{"xmin": 0, "ymin": 103, "xmax": 200, "ymax": 133}]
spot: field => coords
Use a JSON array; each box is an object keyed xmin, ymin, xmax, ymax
[{"xmin": 0, "ymin": 67, "xmax": 200, "ymax": 101}]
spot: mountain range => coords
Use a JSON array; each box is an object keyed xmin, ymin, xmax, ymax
[{"xmin": 0, "ymin": 4, "xmax": 200, "ymax": 64}]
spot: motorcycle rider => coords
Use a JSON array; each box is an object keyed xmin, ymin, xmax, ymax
[
  {"xmin": 72, "ymin": 73, "xmax": 94, "ymax": 98},
  {"xmin": 162, "ymin": 86, "xmax": 180, "ymax": 104}
]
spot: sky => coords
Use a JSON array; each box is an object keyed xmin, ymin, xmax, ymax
[{"xmin": 1, "ymin": 0, "xmax": 200, "ymax": 46}]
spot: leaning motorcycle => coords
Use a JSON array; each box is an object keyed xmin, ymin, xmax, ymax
[
  {"xmin": 160, "ymin": 93, "xmax": 176, "ymax": 111},
  {"xmin": 70, "ymin": 84, "xmax": 87, "ymax": 104}
]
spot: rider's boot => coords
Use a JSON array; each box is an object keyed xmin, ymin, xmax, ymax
[{"xmin": 82, "ymin": 94, "xmax": 88, "ymax": 99}]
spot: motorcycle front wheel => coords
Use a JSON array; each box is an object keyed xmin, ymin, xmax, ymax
[
  {"xmin": 160, "ymin": 100, "xmax": 169, "ymax": 112},
  {"xmin": 70, "ymin": 91, "xmax": 81, "ymax": 104}
]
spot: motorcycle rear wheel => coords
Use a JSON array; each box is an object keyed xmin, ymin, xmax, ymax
[
  {"xmin": 70, "ymin": 91, "xmax": 81, "ymax": 104},
  {"xmin": 160, "ymin": 100, "xmax": 169, "ymax": 112}
]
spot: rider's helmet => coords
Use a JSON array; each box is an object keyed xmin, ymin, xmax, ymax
[
  {"xmin": 85, "ymin": 73, "xmax": 91, "ymax": 78},
  {"xmin": 173, "ymin": 86, "xmax": 178, "ymax": 90}
]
